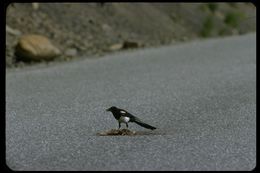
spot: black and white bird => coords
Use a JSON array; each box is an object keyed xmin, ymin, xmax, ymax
[{"xmin": 106, "ymin": 106, "xmax": 156, "ymax": 130}]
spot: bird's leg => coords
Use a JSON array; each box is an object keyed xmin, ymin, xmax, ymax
[
  {"xmin": 118, "ymin": 122, "xmax": 121, "ymax": 130},
  {"xmin": 126, "ymin": 123, "xmax": 128, "ymax": 129}
]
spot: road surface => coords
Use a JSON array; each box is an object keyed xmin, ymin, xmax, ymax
[{"xmin": 6, "ymin": 33, "xmax": 256, "ymax": 170}]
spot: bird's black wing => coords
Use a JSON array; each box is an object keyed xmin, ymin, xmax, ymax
[
  {"xmin": 126, "ymin": 111, "xmax": 156, "ymax": 130},
  {"xmin": 117, "ymin": 108, "xmax": 137, "ymax": 120},
  {"xmin": 119, "ymin": 108, "xmax": 156, "ymax": 130}
]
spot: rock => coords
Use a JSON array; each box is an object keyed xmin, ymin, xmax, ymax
[
  {"xmin": 65, "ymin": 48, "xmax": 77, "ymax": 57},
  {"xmin": 181, "ymin": 36, "xmax": 188, "ymax": 41},
  {"xmin": 215, "ymin": 11, "xmax": 225, "ymax": 20},
  {"xmin": 6, "ymin": 49, "xmax": 14, "ymax": 67},
  {"xmin": 15, "ymin": 34, "xmax": 61, "ymax": 62},
  {"xmin": 6, "ymin": 25, "xmax": 21, "ymax": 36},
  {"xmin": 122, "ymin": 40, "xmax": 140, "ymax": 49},
  {"xmin": 32, "ymin": 3, "xmax": 39, "ymax": 10},
  {"xmin": 97, "ymin": 129, "xmax": 137, "ymax": 136},
  {"xmin": 102, "ymin": 24, "xmax": 112, "ymax": 32},
  {"xmin": 109, "ymin": 40, "xmax": 144, "ymax": 51},
  {"xmin": 109, "ymin": 43, "xmax": 123, "ymax": 51}
]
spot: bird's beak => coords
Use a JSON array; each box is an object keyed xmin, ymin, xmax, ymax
[{"xmin": 106, "ymin": 108, "xmax": 109, "ymax": 112}]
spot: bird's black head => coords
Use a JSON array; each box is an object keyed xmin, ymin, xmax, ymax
[{"xmin": 106, "ymin": 106, "xmax": 117, "ymax": 112}]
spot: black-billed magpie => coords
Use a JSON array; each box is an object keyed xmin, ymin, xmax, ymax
[{"xmin": 106, "ymin": 106, "xmax": 156, "ymax": 130}]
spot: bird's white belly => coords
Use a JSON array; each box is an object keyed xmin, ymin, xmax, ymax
[{"xmin": 119, "ymin": 116, "xmax": 130, "ymax": 123}]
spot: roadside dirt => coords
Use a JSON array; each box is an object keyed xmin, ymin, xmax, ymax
[{"xmin": 6, "ymin": 3, "xmax": 256, "ymax": 68}]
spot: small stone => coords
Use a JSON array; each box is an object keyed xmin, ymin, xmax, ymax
[
  {"xmin": 6, "ymin": 25, "xmax": 21, "ymax": 36},
  {"xmin": 65, "ymin": 48, "xmax": 77, "ymax": 57},
  {"xmin": 32, "ymin": 3, "xmax": 39, "ymax": 10},
  {"xmin": 122, "ymin": 40, "xmax": 143, "ymax": 49},
  {"xmin": 181, "ymin": 37, "xmax": 188, "ymax": 41},
  {"xmin": 102, "ymin": 24, "xmax": 112, "ymax": 32},
  {"xmin": 109, "ymin": 43, "xmax": 123, "ymax": 51},
  {"xmin": 109, "ymin": 40, "xmax": 143, "ymax": 51}
]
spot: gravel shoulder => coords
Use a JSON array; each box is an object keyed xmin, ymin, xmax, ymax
[{"xmin": 6, "ymin": 3, "xmax": 256, "ymax": 68}]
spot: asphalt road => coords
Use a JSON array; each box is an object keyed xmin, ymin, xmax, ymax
[{"xmin": 6, "ymin": 33, "xmax": 256, "ymax": 171}]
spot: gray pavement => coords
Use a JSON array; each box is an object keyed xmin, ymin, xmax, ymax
[{"xmin": 6, "ymin": 33, "xmax": 256, "ymax": 170}]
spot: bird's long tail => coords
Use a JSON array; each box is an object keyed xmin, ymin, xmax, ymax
[{"xmin": 132, "ymin": 118, "xmax": 156, "ymax": 130}]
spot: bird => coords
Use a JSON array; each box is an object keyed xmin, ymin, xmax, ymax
[{"xmin": 106, "ymin": 106, "xmax": 156, "ymax": 130}]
